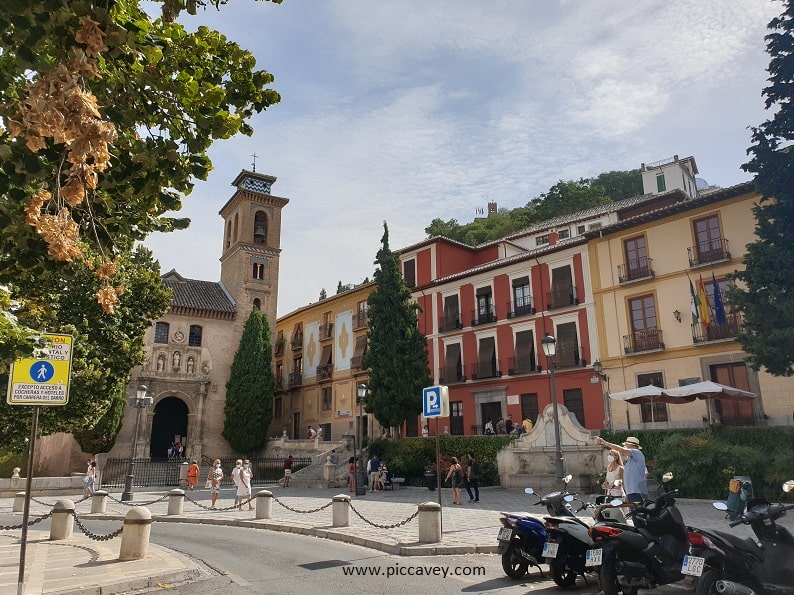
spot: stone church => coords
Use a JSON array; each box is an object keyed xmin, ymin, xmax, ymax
[{"xmin": 105, "ymin": 169, "xmax": 288, "ymax": 462}]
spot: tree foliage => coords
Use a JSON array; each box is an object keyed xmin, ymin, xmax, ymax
[
  {"xmin": 0, "ymin": 1, "xmax": 280, "ymax": 444},
  {"xmin": 222, "ymin": 308, "xmax": 274, "ymax": 454},
  {"xmin": 362, "ymin": 223, "xmax": 430, "ymax": 432},
  {"xmin": 729, "ymin": 0, "xmax": 794, "ymax": 376},
  {"xmin": 424, "ymin": 170, "xmax": 641, "ymax": 245},
  {"xmin": 0, "ymin": 247, "xmax": 171, "ymax": 453}
]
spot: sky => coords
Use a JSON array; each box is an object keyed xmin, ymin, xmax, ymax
[{"xmin": 143, "ymin": 0, "xmax": 782, "ymax": 317}]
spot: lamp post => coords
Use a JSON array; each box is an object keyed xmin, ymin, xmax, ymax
[
  {"xmin": 355, "ymin": 383, "xmax": 368, "ymax": 496},
  {"xmin": 593, "ymin": 359, "xmax": 611, "ymax": 431},
  {"xmin": 540, "ymin": 333, "xmax": 565, "ymax": 484},
  {"xmin": 121, "ymin": 385, "xmax": 153, "ymax": 502}
]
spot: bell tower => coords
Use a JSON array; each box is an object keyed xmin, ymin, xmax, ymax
[{"xmin": 219, "ymin": 169, "xmax": 289, "ymax": 331}]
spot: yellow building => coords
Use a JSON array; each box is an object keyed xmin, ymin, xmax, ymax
[
  {"xmin": 589, "ymin": 165, "xmax": 792, "ymax": 430},
  {"xmin": 274, "ymin": 282, "xmax": 378, "ymax": 441}
]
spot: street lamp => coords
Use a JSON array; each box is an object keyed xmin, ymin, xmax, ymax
[
  {"xmin": 121, "ymin": 385, "xmax": 153, "ymax": 502},
  {"xmin": 593, "ymin": 360, "xmax": 612, "ymax": 431},
  {"xmin": 355, "ymin": 383, "xmax": 368, "ymax": 496},
  {"xmin": 540, "ymin": 333, "xmax": 565, "ymax": 484}
]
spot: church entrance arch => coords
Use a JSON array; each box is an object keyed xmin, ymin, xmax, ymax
[{"xmin": 150, "ymin": 396, "xmax": 188, "ymax": 459}]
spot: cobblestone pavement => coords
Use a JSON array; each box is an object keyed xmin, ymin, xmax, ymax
[{"xmin": 1, "ymin": 484, "xmax": 791, "ymax": 594}]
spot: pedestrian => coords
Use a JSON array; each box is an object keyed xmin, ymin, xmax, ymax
[
  {"xmin": 596, "ymin": 436, "xmax": 646, "ymax": 503},
  {"xmin": 466, "ymin": 452, "xmax": 480, "ymax": 502},
  {"xmin": 83, "ymin": 460, "xmax": 96, "ymax": 498},
  {"xmin": 347, "ymin": 456, "xmax": 356, "ymax": 493},
  {"xmin": 283, "ymin": 454, "xmax": 293, "ymax": 487},
  {"xmin": 505, "ymin": 415, "xmax": 514, "ymax": 434},
  {"xmin": 307, "ymin": 425, "xmax": 317, "ymax": 439},
  {"xmin": 329, "ymin": 449, "xmax": 339, "ymax": 465},
  {"xmin": 445, "ymin": 457, "xmax": 464, "ymax": 505},
  {"xmin": 376, "ymin": 461, "xmax": 389, "ymax": 491},
  {"xmin": 422, "ymin": 425, "xmax": 429, "ymax": 438},
  {"xmin": 484, "ymin": 419, "xmax": 495, "ymax": 435},
  {"xmin": 187, "ymin": 459, "xmax": 200, "ymax": 490},
  {"xmin": 237, "ymin": 459, "xmax": 253, "ymax": 510},
  {"xmin": 368, "ymin": 455, "xmax": 381, "ymax": 491},
  {"xmin": 496, "ymin": 417, "xmax": 506, "ymax": 434},
  {"xmin": 602, "ymin": 449, "xmax": 625, "ymax": 499},
  {"xmin": 522, "ymin": 416, "xmax": 533, "ymax": 435},
  {"xmin": 208, "ymin": 459, "xmax": 223, "ymax": 508}
]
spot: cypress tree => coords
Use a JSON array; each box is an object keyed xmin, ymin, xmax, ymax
[
  {"xmin": 362, "ymin": 222, "xmax": 430, "ymax": 433},
  {"xmin": 729, "ymin": 1, "xmax": 794, "ymax": 376},
  {"xmin": 222, "ymin": 308, "xmax": 275, "ymax": 453}
]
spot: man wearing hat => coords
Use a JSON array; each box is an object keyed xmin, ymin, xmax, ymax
[{"xmin": 595, "ymin": 435, "xmax": 646, "ymax": 504}]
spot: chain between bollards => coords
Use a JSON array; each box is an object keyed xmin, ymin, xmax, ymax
[
  {"xmin": 71, "ymin": 510, "xmax": 124, "ymax": 541},
  {"xmin": 348, "ymin": 502, "xmax": 419, "ymax": 529}
]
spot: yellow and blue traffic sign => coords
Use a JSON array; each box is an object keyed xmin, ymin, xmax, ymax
[{"xmin": 6, "ymin": 333, "xmax": 74, "ymax": 406}]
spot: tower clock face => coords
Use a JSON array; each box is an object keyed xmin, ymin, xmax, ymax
[{"xmin": 242, "ymin": 177, "xmax": 272, "ymax": 194}]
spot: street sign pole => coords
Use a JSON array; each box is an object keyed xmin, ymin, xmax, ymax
[
  {"xmin": 422, "ymin": 385, "xmax": 449, "ymax": 536},
  {"xmin": 17, "ymin": 405, "xmax": 39, "ymax": 595}
]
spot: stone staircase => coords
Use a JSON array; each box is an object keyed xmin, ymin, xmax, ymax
[{"xmin": 284, "ymin": 442, "xmax": 354, "ymax": 489}]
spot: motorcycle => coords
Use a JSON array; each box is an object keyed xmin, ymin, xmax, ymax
[
  {"xmin": 497, "ymin": 474, "xmax": 582, "ymax": 580},
  {"xmin": 588, "ymin": 472, "xmax": 691, "ymax": 595},
  {"xmin": 686, "ymin": 479, "xmax": 794, "ymax": 595}
]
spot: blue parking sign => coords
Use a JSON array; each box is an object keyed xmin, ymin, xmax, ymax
[{"xmin": 423, "ymin": 386, "xmax": 442, "ymax": 417}]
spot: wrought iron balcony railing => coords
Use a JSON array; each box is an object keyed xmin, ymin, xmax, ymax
[
  {"xmin": 618, "ymin": 257, "xmax": 655, "ymax": 283},
  {"xmin": 507, "ymin": 298, "xmax": 535, "ymax": 319},
  {"xmin": 692, "ymin": 313, "xmax": 742, "ymax": 344},
  {"xmin": 623, "ymin": 328, "xmax": 665, "ymax": 354},
  {"xmin": 688, "ymin": 238, "xmax": 731, "ymax": 267}
]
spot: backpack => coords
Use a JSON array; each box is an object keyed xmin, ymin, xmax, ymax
[{"xmin": 471, "ymin": 461, "xmax": 480, "ymax": 480}]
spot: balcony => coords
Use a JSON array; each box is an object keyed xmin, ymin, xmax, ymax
[
  {"xmin": 291, "ymin": 336, "xmax": 303, "ymax": 351},
  {"xmin": 547, "ymin": 287, "xmax": 578, "ymax": 310},
  {"xmin": 353, "ymin": 311, "xmax": 368, "ymax": 331},
  {"xmin": 555, "ymin": 347, "xmax": 584, "ymax": 368},
  {"xmin": 288, "ymin": 371, "xmax": 303, "ymax": 387},
  {"xmin": 351, "ymin": 355, "xmax": 364, "ymax": 371},
  {"xmin": 623, "ymin": 328, "xmax": 665, "ymax": 354},
  {"xmin": 439, "ymin": 366, "xmax": 466, "ymax": 384},
  {"xmin": 692, "ymin": 313, "xmax": 742, "ymax": 344},
  {"xmin": 471, "ymin": 306, "xmax": 497, "ymax": 326},
  {"xmin": 507, "ymin": 299, "xmax": 535, "ymax": 319},
  {"xmin": 316, "ymin": 364, "xmax": 334, "ymax": 381},
  {"xmin": 319, "ymin": 323, "xmax": 333, "ymax": 341},
  {"xmin": 438, "ymin": 313, "xmax": 462, "ymax": 332},
  {"xmin": 470, "ymin": 360, "xmax": 501, "ymax": 380},
  {"xmin": 274, "ymin": 338, "xmax": 284, "ymax": 356},
  {"xmin": 274, "ymin": 376, "xmax": 283, "ymax": 390},
  {"xmin": 507, "ymin": 354, "xmax": 540, "ymax": 375},
  {"xmin": 618, "ymin": 257, "xmax": 655, "ymax": 283},
  {"xmin": 688, "ymin": 238, "xmax": 731, "ymax": 267}
]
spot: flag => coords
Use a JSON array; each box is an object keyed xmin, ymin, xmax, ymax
[
  {"xmin": 690, "ymin": 278, "xmax": 699, "ymax": 325},
  {"xmin": 712, "ymin": 272, "xmax": 726, "ymax": 325},
  {"xmin": 698, "ymin": 275, "xmax": 711, "ymax": 325}
]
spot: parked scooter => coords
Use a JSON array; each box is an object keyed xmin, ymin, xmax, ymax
[
  {"xmin": 588, "ymin": 472, "xmax": 691, "ymax": 595},
  {"xmin": 497, "ymin": 474, "xmax": 580, "ymax": 579},
  {"xmin": 686, "ymin": 479, "xmax": 794, "ymax": 595}
]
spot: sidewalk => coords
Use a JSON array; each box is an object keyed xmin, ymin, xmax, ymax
[{"xmin": 2, "ymin": 484, "xmax": 789, "ymax": 594}]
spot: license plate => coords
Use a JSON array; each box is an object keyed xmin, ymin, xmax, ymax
[
  {"xmin": 585, "ymin": 548, "xmax": 602, "ymax": 567},
  {"xmin": 542, "ymin": 542, "xmax": 559, "ymax": 558},
  {"xmin": 497, "ymin": 527, "xmax": 513, "ymax": 542},
  {"xmin": 681, "ymin": 555, "xmax": 705, "ymax": 577}
]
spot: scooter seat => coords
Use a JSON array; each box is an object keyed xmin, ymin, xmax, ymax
[
  {"xmin": 500, "ymin": 511, "xmax": 541, "ymax": 520},
  {"xmin": 704, "ymin": 529, "xmax": 763, "ymax": 556}
]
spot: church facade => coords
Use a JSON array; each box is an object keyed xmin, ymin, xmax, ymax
[{"xmin": 107, "ymin": 170, "xmax": 288, "ymax": 462}]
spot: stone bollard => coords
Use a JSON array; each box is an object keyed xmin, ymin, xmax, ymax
[
  {"xmin": 179, "ymin": 461, "xmax": 188, "ymax": 490},
  {"xmin": 323, "ymin": 458, "xmax": 334, "ymax": 482},
  {"xmin": 50, "ymin": 499, "xmax": 75, "ymax": 541},
  {"xmin": 13, "ymin": 492, "xmax": 25, "ymax": 513},
  {"xmin": 418, "ymin": 501, "xmax": 442, "ymax": 543},
  {"xmin": 91, "ymin": 490, "xmax": 108, "ymax": 514},
  {"xmin": 168, "ymin": 489, "xmax": 185, "ymax": 515},
  {"xmin": 332, "ymin": 494, "xmax": 351, "ymax": 527},
  {"xmin": 256, "ymin": 490, "xmax": 273, "ymax": 519},
  {"xmin": 119, "ymin": 507, "xmax": 152, "ymax": 561}
]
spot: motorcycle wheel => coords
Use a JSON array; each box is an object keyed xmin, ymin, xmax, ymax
[
  {"xmin": 549, "ymin": 558, "xmax": 577, "ymax": 588},
  {"xmin": 694, "ymin": 570, "xmax": 719, "ymax": 595},
  {"xmin": 501, "ymin": 542, "xmax": 529, "ymax": 579},
  {"xmin": 600, "ymin": 557, "xmax": 638, "ymax": 595}
]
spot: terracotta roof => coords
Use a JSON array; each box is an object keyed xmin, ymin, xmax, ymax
[{"xmin": 162, "ymin": 270, "xmax": 236, "ymax": 314}]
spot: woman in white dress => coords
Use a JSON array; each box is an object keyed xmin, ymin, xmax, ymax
[{"xmin": 602, "ymin": 449, "xmax": 625, "ymax": 498}]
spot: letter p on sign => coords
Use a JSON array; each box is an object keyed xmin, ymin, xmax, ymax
[{"xmin": 422, "ymin": 386, "xmax": 449, "ymax": 418}]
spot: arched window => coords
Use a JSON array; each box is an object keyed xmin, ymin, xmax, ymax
[
  {"xmin": 225, "ymin": 221, "xmax": 232, "ymax": 249},
  {"xmin": 188, "ymin": 325, "xmax": 202, "ymax": 347},
  {"xmin": 233, "ymin": 213, "xmax": 239, "ymax": 242},
  {"xmin": 254, "ymin": 211, "xmax": 268, "ymax": 245},
  {"xmin": 253, "ymin": 298, "xmax": 261, "ymax": 310},
  {"xmin": 154, "ymin": 322, "xmax": 169, "ymax": 344}
]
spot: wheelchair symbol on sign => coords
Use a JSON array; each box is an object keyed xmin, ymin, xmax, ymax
[{"xmin": 30, "ymin": 361, "xmax": 55, "ymax": 383}]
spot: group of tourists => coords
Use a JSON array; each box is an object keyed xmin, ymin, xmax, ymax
[{"xmin": 483, "ymin": 415, "xmax": 533, "ymax": 436}]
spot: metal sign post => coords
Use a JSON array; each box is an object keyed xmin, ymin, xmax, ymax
[
  {"xmin": 6, "ymin": 333, "xmax": 74, "ymax": 594},
  {"xmin": 422, "ymin": 386, "xmax": 448, "ymax": 535}
]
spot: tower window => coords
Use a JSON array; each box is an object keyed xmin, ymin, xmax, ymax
[
  {"xmin": 253, "ymin": 298, "xmax": 261, "ymax": 310},
  {"xmin": 253, "ymin": 263, "xmax": 265, "ymax": 280},
  {"xmin": 656, "ymin": 173, "xmax": 666, "ymax": 192},
  {"xmin": 254, "ymin": 211, "xmax": 268, "ymax": 245}
]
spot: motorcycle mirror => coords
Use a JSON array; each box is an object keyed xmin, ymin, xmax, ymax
[
  {"xmin": 564, "ymin": 494, "xmax": 574, "ymax": 502},
  {"xmin": 783, "ymin": 480, "xmax": 794, "ymax": 493},
  {"xmin": 524, "ymin": 488, "xmax": 535, "ymax": 495},
  {"xmin": 562, "ymin": 474, "xmax": 573, "ymax": 484},
  {"xmin": 609, "ymin": 498, "xmax": 623, "ymax": 506},
  {"xmin": 662, "ymin": 472, "xmax": 674, "ymax": 482},
  {"xmin": 712, "ymin": 502, "xmax": 728, "ymax": 511}
]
